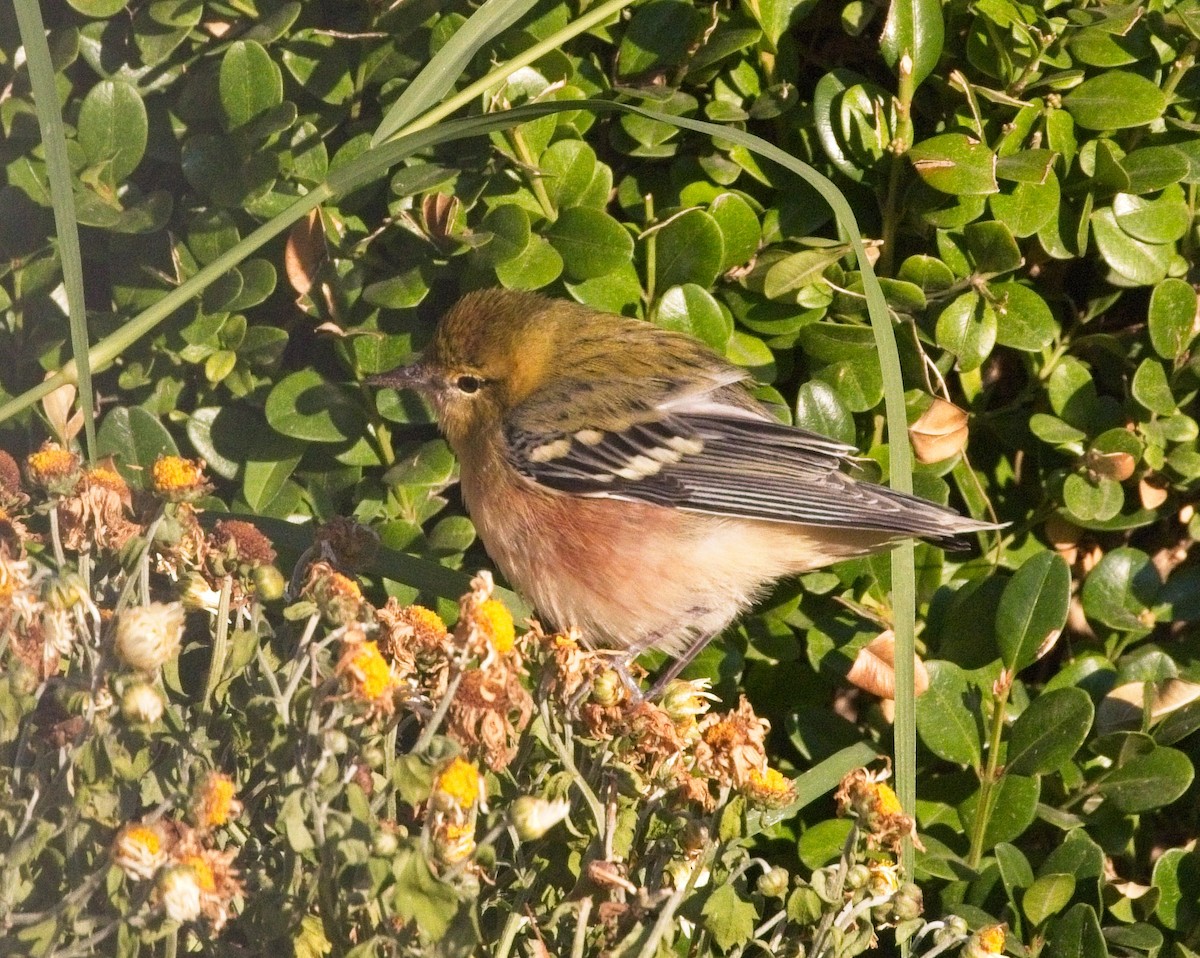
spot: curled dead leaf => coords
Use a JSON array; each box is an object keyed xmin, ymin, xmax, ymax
[
  {"xmin": 1139, "ymin": 477, "xmax": 1169, "ymax": 510},
  {"xmin": 909, "ymin": 398, "xmax": 969, "ymax": 464},
  {"xmin": 285, "ymin": 208, "xmax": 326, "ymax": 297},
  {"xmin": 42, "ymin": 376, "xmax": 84, "ymax": 446},
  {"xmin": 845, "ymin": 630, "xmax": 929, "ymax": 701}
]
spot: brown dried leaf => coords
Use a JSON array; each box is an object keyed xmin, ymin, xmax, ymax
[
  {"xmin": 285, "ymin": 208, "xmax": 326, "ymax": 296},
  {"xmin": 845, "ymin": 631, "xmax": 929, "ymax": 700},
  {"xmin": 909, "ymin": 398, "xmax": 969, "ymax": 464}
]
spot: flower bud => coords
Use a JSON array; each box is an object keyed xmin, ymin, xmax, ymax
[
  {"xmin": 510, "ymin": 796, "xmax": 571, "ymax": 840},
  {"xmin": 115, "ymin": 602, "xmax": 185, "ymax": 672},
  {"xmin": 757, "ymin": 865, "xmax": 790, "ymax": 899},
  {"xmin": 252, "ymin": 564, "xmax": 286, "ymax": 602},
  {"xmin": 158, "ymin": 865, "xmax": 203, "ymax": 923},
  {"xmin": 591, "ymin": 669, "xmax": 625, "ymax": 708},
  {"xmin": 373, "ymin": 830, "xmax": 399, "ymax": 856},
  {"xmin": 845, "ymin": 863, "xmax": 871, "ymax": 890},
  {"xmin": 121, "ymin": 683, "xmax": 165, "ymax": 724}
]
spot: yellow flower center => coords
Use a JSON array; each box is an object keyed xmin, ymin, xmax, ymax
[
  {"xmin": 126, "ymin": 825, "xmax": 162, "ymax": 855},
  {"xmin": 179, "ymin": 854, "xmax": 216, "ymax": 892},
  {"xmin": 407, "ymin": 604, "xmax": 447, "ymax": 636},
  {"xmin": 88, "ymin": 467, "xmax": 127, "ymax": 492},
  {"xmin": 435, "ymin": 756, "xmax": 482, "ymax": 809},
  {"xmin": 979, "ymin": 925, "xmax": 1006, "ymax": 953},
  {"xmin": 872, "ymin": 783, "xmax": 904, "ymax": 817},
  {"xmin": 345, "ymin": 641, "xmax": 391, "ymax": 700},
  {"xmin": 27, "ymin": 446, "xmax": 76, "ymax": 478},
  {"xmin": 749, "ymin": 767, "xmax": 790, "ymax": 795},
  {"xmin": 198, "ymin": 775, "xmax": 237, "ymax": 827},
  {"xmin": 151, "ymin": 456, "xmax": 206, "ymax": 493},
  {"xmin": 330, "ymin": 572, "xmax": 362, "ymax": 599},
  {"xmin": 478, "ymin": 599, "xmax": 515, "ymax": 653}
]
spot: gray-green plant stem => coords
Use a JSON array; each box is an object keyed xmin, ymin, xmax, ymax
[
  {"xmin": 202, "ymin": 575, "xmax": 234, "ymax": 711},
  {"xmin": 413, "ymin": 667, "xmax": 464, "ymax": 754},
  {"xmin": 967, "ymin": 672, "xmax": 1012, "ymax": 869},
  {"xmin": 494, "ymin": 911, "xmax": 525, "ymax": 958},
  {"xmin": 12, "ymin": 0, "xmax": 96, "ymax": 460},
  {"xmin": 538, "ymin": 698, "xmax": 605, "ymax": 835},
  {"xmin": 571, "ymin": 896, "xmax": 594, "ymax": 958},
  {"xmin": 509, "ymin": 125, "xmax": 557, "ymax": 221},
  {"xmin": 633, "ymin": 838, "xmax": 716, "ymax": 958},
  {"xmin": 279, "ymin": 614, "xmax": 322, "ymax": 719},
  {"xmin": 809, "ymin": 824, "xmax": 859, "ymax": 958}
]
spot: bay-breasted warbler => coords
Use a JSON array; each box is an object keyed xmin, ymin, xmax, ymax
[{"xmin": 370, "ymin": 289, "xmax": 996, "ymax": 686}]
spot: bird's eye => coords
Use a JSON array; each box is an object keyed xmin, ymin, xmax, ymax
[{"xmin": 455, "ymin": 375, "xmax": 482, "ymax": 394}]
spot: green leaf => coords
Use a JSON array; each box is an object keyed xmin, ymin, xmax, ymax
[
  {"xmin": 539, "ymin": 140, "xmax": 597, "ymax": 211},
  {"xmin": 935, "ymin": 291, "xmax": 997, "ymax": 372},
  {"xmin": 394, "ymin": 850, "xmax": 462, "ymax": 942},
  {"xmin": 1098, "ymin": 745, "xmax": 1194, "ymax": 812},
  {"xmin": 264, "ymin": 369, "xmax": 365, "ymax": 443},
  {"xmin": 1064, "ymin": 472, "xmax": 1124, "ymax": 522},
  {"xmin": 618, "ymin": 0, "xmax": 707, "ymax": 77},
  {"xmin": 910, "ymin": 133, "xmax": 998, "ymax": 195},
  {"xmin": 1152, "ymin": 848, "xmax": 1200, "ymax": 932},
  {"xmin": 96, "ymin": 407, "xmax": 180, "ymax": 488},
  {"xmin": 915, "ymin": 660, "xmax": 982, "ymax": 767},
  {"xmin": 959, "ymin": 773, "xmax": 1040, "ymax": 851},
  {"xmin": 709, "ymin": 192, "xmax": 761, "ymax": 271},
  {"xmin": 494, "ymin": 234, "xmax": 563, "ymax": 290},
  {"xmin": 997, "ymin": 551, "xmax": 1071, "ymax": 672},
  {"xmin": 744, "ymin": 0, "xmax": 821, "ymax": 49},
  {"xmin": 244, "ymin": 432, "xmax": 305, "ymax": 512},
  {"xmin": 701, "ymin": 883, "xmax": 758, "ymax": 952},
  {"xmin": 990, "ymin": 173, "xmax": 1060, "ymax": 237},
  {"xmin": 653, "ymin": 208, "xmax": 725, "ymax": 291},
  {"xmin": 1045, "ymin": 903, "xmax": 1108, "ymax": 958},
  {"xmin": 763, "ymin": 248, "xmax": 843, "ymax": 299},
  {"xmin": 77, "ymin": 79, "xmax": 148, "ymax": 184},
  {"xmin": 1092, "ymin": 206, "xmax": 1173, "ymax": 286},
  {"xmin": 1024, "ymin": 873, "xmax": 1077, "ymax": 927},
  {"xmin": 1080, "ymin": 547, "xmax": 1162, "ymax": 632},
  {"xmin": 992, "ymin": 282, "xmax": 1056, "ymax": 351},
  {"xmin": 794, "ymin": 380, "xmax": 856, "ymax": 445},
  {"xmin": 1131, "ymin": 358, "xmax": 1176, "ymax": 415},
  {"xmin": 965, "ymin": 220, "xmax": 1022, "ymax": 274},
  {"xmin": 1008, "ymin": 688, "xmax": 1093, "ymax": 775},
  {"xmin": 1121, "ymin": 146, "xmax": 1191, "ymax": 193},
  {"xmin": 1148, "ymin": 278, "xmax": 1198, "ymax": 359},
  {"xmin": 478, "ymin": 204, "xmax": 531, "ymax": 266},
  {"xmin": 880, "ymin": 0, "xmax": 944, "ymax": 89},
  {"xmin": 813, "ymin": 356, "xmax": 883, "ymax": 411},
  {"xmin": 279, "ymin": 30, "xmax": 355, "ymax": 106},
  {"xmin": 1063, "ymin": 72, "xmax": 1167, "ymax": 130},
  {"xmin": 654, "ymin": 283, "xmax": 731, "ymax": 350},
  {"xmin": 219, "ymin": 40, "xmax": 284, "ymax": 132},
  {"xmin": 796, "ymin": 818, "xmax": 855, "ymax": 869},
  {"xmin": 1113, "ymin": 186, "xmax": 1191, "ymax": 244},
  {"xmin": 545, "ymin": 207, "xmax": 634, "ymax": 281}
]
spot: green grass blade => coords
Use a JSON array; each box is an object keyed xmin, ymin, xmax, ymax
[
  {"xmin": 371, "ymin": 0, "xmax": 540, "ymax": 147},
  {"xmin": 13, "ymin": 0, "xmax": 96, "ymax": 461}
]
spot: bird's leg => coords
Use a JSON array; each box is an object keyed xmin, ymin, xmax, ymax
[{"xmin": 645, "ymin": 630, "xmax": 718, "ymax": 700}]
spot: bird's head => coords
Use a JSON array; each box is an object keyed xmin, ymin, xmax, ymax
[{"xmin": 368, "ymin": 289, "xmax": 565, "ymax": 444}]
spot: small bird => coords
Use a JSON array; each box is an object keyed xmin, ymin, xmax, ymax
[{"xmin": 371, "ymin": 289, "xmax": 995, "ymax": 691}]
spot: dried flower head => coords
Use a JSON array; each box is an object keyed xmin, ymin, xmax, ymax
[
  {"xmin": 695, "ymin": 696, "xmax": 770, "ymax": 790},
  {"xmin": 151, "ymin": 455, "xmax": 212, "ymax": 503},
  {"xmin": 58, "ymin": 462, "xmax": 140, "ymax": 553},
  {"xmin": 0, "ymin": 448, "xmax": 27, "ymax": 509},
  {"xmin": 302, "ymin": 561, "xmax": 367, "ymax": 626},
  {"xmin": 375, "ymin": 599, "xmax": 451, "ymax": 678},
  {"xmin": 26, "ymin": 442, "xmax": 80, "ymax": 495},
  {"xmin": 446, "ymin": 664, "xmax": 533, "ymax": 771},
  {"xmin": 113, "ymin": 822, "xmax": 169, "ymax": 880},
  {"xmin": 171, "ymin": 842, "xmax": 243, "ymax": 931},
  {"xmin": 190, "ymin": 772, "xmax": 242, "ymax": 831},
  {"xmin": 114, "ymin": 601, "xmax": 185, "ymax": 672},
  {"xmin": 208, "ymin": 519, "xmax": 277, "ymax": 576},
  {"xmin": 335, "ymin": 632, "xmax": 400, "ymax": 716},
  {"xmin": 456, "ymin": 572, "xmax": 518, "ymax": 663},
  {"xmin": 121, "ymin": 682, "xmax": 165, "ymax": 724},
  {"xmin": 743, "ymin": 766, "xmax": 797, "ymax": 809},
  {"xmin": 432, "ymin": 820, "xmax": 476, "ymax": 867},
  {"xmin": 835, "ymin": 766, "xmax": 923, "ymax": 853},
  {"xmin": 315, "ymin": 516, "xmax": 380, "ymax": 572}
]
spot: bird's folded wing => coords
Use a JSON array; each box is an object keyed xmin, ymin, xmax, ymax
[{"xmin": 505, "ymin": 391, "xmax": 987, "ymax": 541}]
